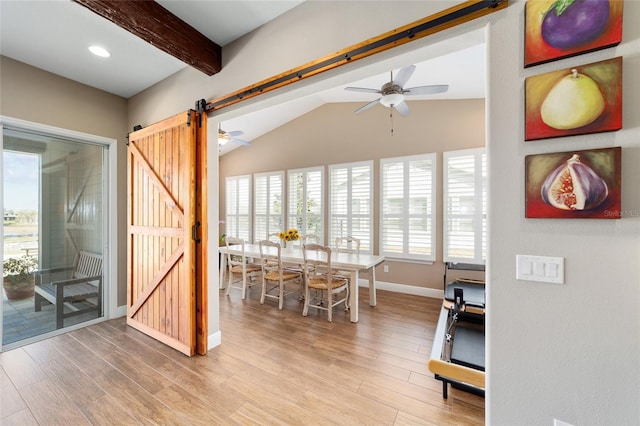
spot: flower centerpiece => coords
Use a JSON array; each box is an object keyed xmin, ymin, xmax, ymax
[
  {"xmin": 3, "ymin": 255, "xmax": 38, "ymax": 301},
  {"xmin": 278, "ymin": 228, "xmax": 300, "ymax": 247}
]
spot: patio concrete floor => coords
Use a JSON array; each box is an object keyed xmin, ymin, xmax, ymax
[{"xmin": 2, "ymin": 290, "xmax": 98, "ymax": 346}]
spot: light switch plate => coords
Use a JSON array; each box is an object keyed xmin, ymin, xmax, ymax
[{"xmin": 516, "ymin": 255, "xmax": 564, "ymax": 284}]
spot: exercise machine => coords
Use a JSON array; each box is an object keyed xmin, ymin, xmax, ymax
[{"xmin": 428, "ymin": 262, "xmax": 485, "ymax": 399}]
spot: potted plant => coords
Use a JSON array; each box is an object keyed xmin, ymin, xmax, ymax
[{"xmin": 2, "ymin": 255, "xmax": 38, "ymax": 301}]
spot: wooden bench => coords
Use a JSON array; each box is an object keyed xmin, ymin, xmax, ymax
[{"xmin": 34, "ymin": 250, "xmax": 103, "ymax": 329}]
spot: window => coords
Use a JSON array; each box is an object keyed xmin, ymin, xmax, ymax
[
  {"xmin": 443, "ymin": 148, "xmax": 486, "ymax": 264},
  {"xmin": 225, "ymin": 175, "xmax": 251, "ymax": 241},
  {"xmin": 254, "ymin": 171, "xmax": 284, "ymax": 242},
  {"xmin": 329, "ymin": 161, "xmax": 373, "ymax": 253},
  {"xmin": 380, "ymin": 154, "xmax": 436, "ymax": 261},
  {"xmin": 2, "ymin": 117, "xmax": 114, "ymax": 347},
  {"xmin": 288, "ymin": 167, "xmax": 323, "ymax": 243}
]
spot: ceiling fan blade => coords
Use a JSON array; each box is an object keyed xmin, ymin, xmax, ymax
[
  {"xmin": 354, "ymin": 98, "xmax": 381, "ymax": 114},
  {"xmin": 232, "ymin": 138, "xmax": 251, "ymax": 146},
  {"xmin": 227, "ymin": 130, "xmax": 244, "ymax": 137},
  {"xmin": 393, "ymin": 65, "xmax": 416, "ymax": 88},
  {"xmin": 394, "ymin": 101, "xmax": 410, "ymax": 116},
  {"xmin": 404, "ymin": 84, "xmax": 449, "ymax": 95},
  {"xmin": 344, "ymin": 87, "xmax": 382, "ymax": 94}
]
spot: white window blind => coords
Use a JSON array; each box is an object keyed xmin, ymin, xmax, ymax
[
  {"xmin": 287, "ymin": 167, "xmax": 324, "ymax": 243},
  {"xmin": 443, "ymin": 148, "xmax": 486, "ymax": 264},
  {"xmin": 254, "ymin": 171, "xmax": 284, "ymax": 243},
  {"xmin": 328, "ymin": 161, "xmax": 373, "ymax": 253},
  {"xmin": 380, "ymin": 154, "xmax": 436, "ymax": 261},
  {"xmin": 225, "ymin": 175, "xmax": 251, "ymax": 241}
]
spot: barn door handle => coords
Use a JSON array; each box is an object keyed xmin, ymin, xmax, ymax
[{"xmin": 192, "ymin": 221, "xmax": 201, "ymax": 243}]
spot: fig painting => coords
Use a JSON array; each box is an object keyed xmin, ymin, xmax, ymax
[
  {"xmin": 525, "ymin": 0, "xmax": 623, "ymax": 67},
  {"xmin": 525, "ymin": 57, "xmax": 622, "ymax": 141},
  {"xmin": 525, "ymin": 147, "xmax": 621, "ymax": 219}
]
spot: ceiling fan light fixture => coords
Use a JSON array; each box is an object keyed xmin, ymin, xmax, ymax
[
  {"xmin": 218, "ymin": 124, "xmax": 228, "ymax": 145},
  {"xmin": 380, "ymin": 93, "xmax": 404, "ymax": 107},
  {"xmin": 218, "ymin": 134, "xmax": 229, "ymax": 145}
]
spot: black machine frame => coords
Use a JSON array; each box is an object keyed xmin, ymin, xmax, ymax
[{"xmin": 429, "ymin": 262, "xmax": 486, "ymax": 399}]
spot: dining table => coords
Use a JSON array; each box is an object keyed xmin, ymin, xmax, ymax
[{"xmin": 218, "ymin": 243, "xmax": 385, "ymax": 322}]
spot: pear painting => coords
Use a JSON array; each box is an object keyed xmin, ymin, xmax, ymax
[
  {"xmin": 540, "ymin": 68, "xmax": 605, "ymax": 129},
  {"xmin": 525, "ymin": 57, "xmax": 622, "ymax": 141}
]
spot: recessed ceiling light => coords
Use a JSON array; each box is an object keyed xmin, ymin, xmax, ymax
[{"xmin": 89, "ymin": 45, "xmax": 110, "ymax": 58}]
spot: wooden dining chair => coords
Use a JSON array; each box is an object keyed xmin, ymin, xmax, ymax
[
  {"xmin": 335, "ymin": 235, "xmax": 375, "ymax": 287},
  {"xmin": 300, "ymin": 234, "xmax": 320, "ymax": 245},
  {"xmin": 302, "ymin": 244, "xmax": 349, "ymax": 322},
  {"xmin": 225, "ymin": 237, "xmax": 262, "ymax": 299},
  {"xmin": 334, "ymin": 236, "xmax": 362, "ymax": 306},
  {"xmin": 259, "ymin": 240, "xmax": 302, "ymax": 309},
  {"xmin": 267, "ymin": 232, "xmax": 281, "ymax": 243},
  {"xmin": 334, "ymin": 236, "xmax": 359, "ymax": 253}
]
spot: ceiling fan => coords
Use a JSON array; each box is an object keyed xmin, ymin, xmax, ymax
[
  {"xmin": 218, "ymin": 124, "xmax": 250, "ymax": 147},
  {"xmin": 345, "ymin": 65, "xmax": 448, "ymax": 116}
]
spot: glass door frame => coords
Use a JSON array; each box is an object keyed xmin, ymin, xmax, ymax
[{"xmin": 0, "ymin": 115, "xmax": 118, "ymax": 351}]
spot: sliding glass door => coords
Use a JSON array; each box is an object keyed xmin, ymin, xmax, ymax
[{"xmin": 2, "ymin": 124, "xmax": 107, "ymax": 348}]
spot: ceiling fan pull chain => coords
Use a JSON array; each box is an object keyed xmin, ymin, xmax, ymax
[{"xmin": 390, "ymin": 108, "xmax": 394, "ymax": 136}]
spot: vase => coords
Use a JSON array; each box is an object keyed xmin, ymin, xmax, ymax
[{"xmin": 2, "ymin": 274, "xmax": 35, "ymax": 301}]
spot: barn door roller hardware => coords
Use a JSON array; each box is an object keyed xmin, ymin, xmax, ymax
[
  {"xmin": 202, "ymin": 0, "xmax": 508, "ymax": 113},
  {"xmin": 126, "ymin": 124, "xmax": 144, "ymax": 146}
]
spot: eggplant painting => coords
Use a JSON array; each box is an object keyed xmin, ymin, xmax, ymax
[
  {"xmin": 525, "ymin": 0, "xmax": 623, "ymax": 67},
  {"xmin": 525, "ymin": 57, "xmax": 622, "ymax": 141},
  {"xmin": 525, "ymin": 147, "xmax": 621, "ymax": 219}
]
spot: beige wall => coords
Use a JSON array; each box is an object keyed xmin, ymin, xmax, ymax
[
  {"xmin": 220, "ymin": 99, "xmax": 485, "ymax": 290},
  {"xmin": 0, "ymin": 56, "xmax": 127, "ymax": 140},
  {"xmin": 0, "ymin": 56, "xmax": 129, "ymax": 307}
]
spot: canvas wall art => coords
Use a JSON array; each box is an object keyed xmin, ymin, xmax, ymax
[
  {"xmin": 525, "ymin": 56, "xmax": 622, "ymax": 141},
  {"xmin": 525, "ymin": 147, "xmax": 621, "ymax": 219},
  {"xmin": 525, "ymin": 0, "xmax": 623, "ymax": 67}
]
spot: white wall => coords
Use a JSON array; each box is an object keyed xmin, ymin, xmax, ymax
[{"xmin": 487, "ymin": 1, "xmax": 640, "ymax": 424}]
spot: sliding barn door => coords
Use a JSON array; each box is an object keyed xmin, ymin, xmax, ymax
[{"xmin": 127, "ymin": 110, "xmax": 198, "ymax": 356}]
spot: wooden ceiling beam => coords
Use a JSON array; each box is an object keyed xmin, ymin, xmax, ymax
[{"xmin": 73, "ymin": 0, "xmax": 221, "ymax": 76}]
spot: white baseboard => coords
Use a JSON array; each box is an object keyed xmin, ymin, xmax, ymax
[
  {"xmin": 208, "ymin": 331, "xmax": 222, "ymax": 350},
  {"xmin": 109, "ymin": 304, "xmax": 222, "ymax": 351},
  {"xmin": 359, "ymin": 279, "xmax": 443, "ymax": 299},
  {"xmin": 111, "ymin": 305, "xmax": 127, "ymax": 319}
]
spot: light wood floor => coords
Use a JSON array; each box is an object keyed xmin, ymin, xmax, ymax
[{"xmin": 1, "ymin": 286, "xmax": 484, "ymax": 425}]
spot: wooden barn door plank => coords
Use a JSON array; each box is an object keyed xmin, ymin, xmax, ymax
[{"xmin": 127, "ymin": 110, "xmax": 198, "ymax": 356}]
